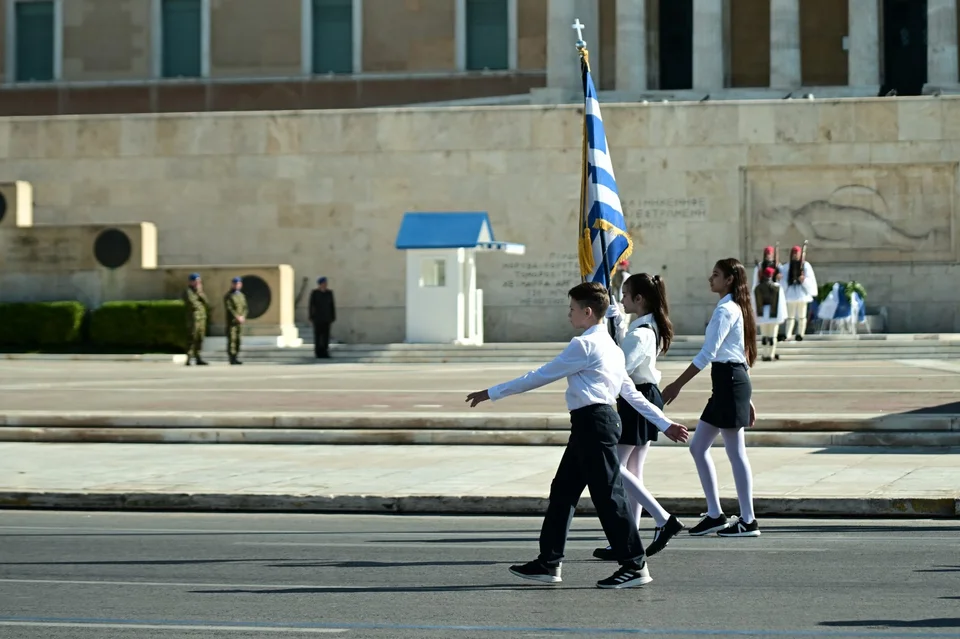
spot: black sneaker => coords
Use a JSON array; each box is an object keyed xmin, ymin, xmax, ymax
[
  {"xmin": 596, "ymin": 560, "xmax": 652, "ymax": 589},
  {"xmin": 592, "ymin": 545, "xmax": 616, "ymax": 561},
  {"xmin": 717, "ymin": 516, "xmax": 761, "ymax": 538},
  {"xmin": 646, "ymin": 515, "xmax": 685, "ymax": 556},
  {"xmin": 508, "ymin": 560, "xmax": 561, "ymax": 584},
  {"xmin": 689, "ymin": 514, "xmax": 730, "ymax": 536}
]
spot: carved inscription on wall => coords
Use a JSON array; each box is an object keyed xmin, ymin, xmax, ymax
[
  {"xmin": 622, "ymin": 197, "xmax": 709, "ymax": 230},
  {"xmin": 745, "ymin": 164, "xmax": 957, "ymax": 263},
  {"xmin": 2, "ymin": 231, "xmax": 86, "ymax": 272},
  {"xmin": 500, "ymin": 252, "xmax": 580, "ymax": 305}
]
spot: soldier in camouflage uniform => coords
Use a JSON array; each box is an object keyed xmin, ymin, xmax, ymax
[
  {"xmin": 224, "ymin": 276, "xmax": 248, "ymax": 365},
  {"xmin": 183, "ymin": 273, "xmax": 211, "ymax": 366}
]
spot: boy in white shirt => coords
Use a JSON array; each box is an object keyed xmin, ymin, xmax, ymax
[{"xmin": 466, "ymin": 282, "xmax": 689, "ymax": 589}]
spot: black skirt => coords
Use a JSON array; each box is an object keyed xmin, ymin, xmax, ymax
[
  {"xmin": 616, "ymin": 383, "xmax": 663, "ymax": 446},
  {"xmin": 700, "ymin": 362, "xmax": 753, "ymax": 429}
]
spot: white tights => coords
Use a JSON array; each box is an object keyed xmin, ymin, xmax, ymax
[
  {"xmin": 688, "ymin": 421, "xmax": 756, "ymax": 524},
  {"xmin": 617, "ymin": 443, "xmax": 670, "ymax": 529}
]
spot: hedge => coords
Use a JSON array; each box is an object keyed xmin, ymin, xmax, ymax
[
  {"xmin": 0, "ymin": 302, "xmax": 86, "ymax": 347},
  {"xmin": 89, "ymin": 300, "xmax": 190, "ymax": 352}
]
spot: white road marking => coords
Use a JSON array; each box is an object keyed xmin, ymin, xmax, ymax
[{"xmin": 0, "ymin": 621, "xmax": 345, "ymax": 633}]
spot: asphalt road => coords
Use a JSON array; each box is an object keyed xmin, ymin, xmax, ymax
[
  {"xmin": 0, "ymin": 512, "xmax": 957, "ymax": 638},
  {"xmin": 2, "ymin": 360, "xmax": 960, "ymax": 415}
]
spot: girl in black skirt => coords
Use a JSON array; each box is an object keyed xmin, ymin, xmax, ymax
[
  {"xmin": 594, "ymin": 274, "xmax": 686, "ymax": 560},
  {"xmin": 661, "ymin": 258, "xmax": 760, "ymax": 538}
]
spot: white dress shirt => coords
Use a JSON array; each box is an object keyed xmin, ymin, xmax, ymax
[
  {"xmin": 779, "ymin": 262, "xmax": 818, "ymax": 303},
  {"xmin": 488, "ymin": 324, "xmax": 673, "ymax": 432},
  {"xmin": 620, "ymin": 313, "xmax": 661, "ymax": 386},
  {"xmin": 692, "ymin": 294, "xmax": 748, "ymax": 370}
]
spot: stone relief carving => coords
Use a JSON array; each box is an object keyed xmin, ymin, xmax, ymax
[{"xmin": 745, "ymin": 164, "xmax": 957, "ymax": 263}]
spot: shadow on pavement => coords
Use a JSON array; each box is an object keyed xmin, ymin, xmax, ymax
[
  {"xmin": 755, "ymin": 525, "xmax": 960, "ymax": 534},
  {"xmin": 820, "ymin": 618, "xmax": 960, "ymax": 629},
  {"xmin": 190, "ymin": 583, "xmax": 589, "ymax": 594},
  {"xmin": 916, "ymin": 565, "xmax": 960, "ymax": 573},
  {"xmin": 268, "ymin": 560, "xmax": 501, "ymax": 568}
]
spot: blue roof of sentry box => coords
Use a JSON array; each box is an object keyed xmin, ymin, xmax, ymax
[{"xmin": 395, "ymin": 212, "xmax": 495, "ymax": 250}]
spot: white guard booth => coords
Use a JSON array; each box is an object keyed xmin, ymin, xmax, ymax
[{"xmin": 395, "ymin": 212, "xmax": 525, "ymax": 345}]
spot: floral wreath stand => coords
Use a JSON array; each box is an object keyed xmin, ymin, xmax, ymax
[{"xmin": 811, "ymin": 282, "xmax": 868, "ymax": 335}]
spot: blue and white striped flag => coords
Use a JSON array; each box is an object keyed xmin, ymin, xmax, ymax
[{"xmin": 577, "ymin": 58, "xmax": 633, "ymax": 290}]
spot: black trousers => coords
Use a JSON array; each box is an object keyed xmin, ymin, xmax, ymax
[
  {"xmin": 538, "ymin": 404, "xmax": 645, "ymax": 567},
  {"xmin": 313, "ymin": 321, "xmax": 331, "ymax": 357}
]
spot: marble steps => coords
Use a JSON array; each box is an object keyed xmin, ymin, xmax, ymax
[{"xmin": 2, "ymin": 413, "xmax": 958, "ymax": 448}]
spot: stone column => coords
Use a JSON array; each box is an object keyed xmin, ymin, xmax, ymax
[
  {"xmin": 692, "ymin": 0, "xmax": 724, "ymax": 90},
  {"xmin": 616, "ymin": 0, "xmax": 647, "ymax": 92},
  {"xmin": 546, "ymin": 0, "xmax": 599, "ymax": 95},
  {"xmin": 770, "ymin": 0, "xmax": 801, "ymax": 87},
  {"xmin": 847, "ymin": 0, "xmax": 881, "ymax": 87},
  {"xmin": 927, "ymin": 0, "xmax": 959, "ymax": 86}
]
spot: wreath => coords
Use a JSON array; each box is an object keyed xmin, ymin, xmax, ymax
[{"xmin": 816, "ymin": 281, "xmax": 867, "ymax": 303}]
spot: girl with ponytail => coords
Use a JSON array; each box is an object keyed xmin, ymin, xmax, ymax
[
  {"xmin": 661, "ymin": 258, "xmax": 761, "ymax": 538},
  {"xmin": 594, "ymin": 273, "xmax": 686, "ymax": 560}
]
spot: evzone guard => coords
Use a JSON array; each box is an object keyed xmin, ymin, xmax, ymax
[
  {"xmin": 779, "ymin": 242, "xmax": 818, "ymax": 341},
  {"xmin": 751, "ymin": 246, "xmax": 786, "ymax": 362},
  {"xmin": 753, "ymin": 266, "xmax": 786, "ymax": 361}
]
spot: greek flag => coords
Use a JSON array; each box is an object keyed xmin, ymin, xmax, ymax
[{"xmin": 577, "ymin": 60, "xmax": 633, "ymax": 290}]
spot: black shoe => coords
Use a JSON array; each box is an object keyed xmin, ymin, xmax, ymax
[
  {"xmin": 596, "ymin": 560, "xmax": 652, "ymax": 589},
  {"xmin": 762, "ymin": 356, "xmax": 772, "ymax": 362},
  {"xmin": 717, "ymin": 516, "xmax": 761, "ymax": 538},
  {"xmin": 196, "ymin": 359, "xmax": 209, "ymax": 366},
  {"xmin": 508, "ymin": 559, "xmax": 561, "ymax": 584},
  {"xmin": 229, "ymin": 358, "xmax": 243, "ymax": 365},
  {"xmin": 185, "ymin": 358, "xmax": 192, "ymax": 366},
  {"xmin": 796, "ymin": 334, "xmax": 803, "ymax": 342},
  {"xmin": 774, "ymin": 354, "xmax": 780, "ymax": 360},
  {"xmin": 646, "ymin": 515, "xmax": 685, "ymax": 557},
  {"xmin": 592, "ymin": 545, "xmax": 616, "ymax": 561},
  {"xmin": 689, "ymin": 514, "xmax": 730, "ymax": 536}
]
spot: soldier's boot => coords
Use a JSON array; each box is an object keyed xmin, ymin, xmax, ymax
[{"xmin": 196, "ymin": 358, "xmax": 209, "ymax": 366}]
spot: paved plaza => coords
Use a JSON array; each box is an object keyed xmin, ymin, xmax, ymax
[
  {"xmin": 0, "ymin": 359, "xmax": 958, "ymax": 517},
  {"xmin": 1, "ymin": 358, "xmax": 959, "ymax": 416}
]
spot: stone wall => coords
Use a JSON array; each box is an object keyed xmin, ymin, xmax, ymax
[{"xmin": 0, "ymin": 96, "xmax": 958, "ymax": 342}]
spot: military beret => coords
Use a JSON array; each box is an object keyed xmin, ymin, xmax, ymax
[
  {"xmin": 232, "ymin": 276, "xmax": 242, "ymax": 284},
  {"xmin": 188, "ymin": 273, "xmax": 201, "ymax": 281},
  {"xmin": 317, "ymin": 276, "xmax": 327, "ymax": 284}
]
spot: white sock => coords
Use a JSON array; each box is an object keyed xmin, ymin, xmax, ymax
[
  {"xmin": 618, "ymin": 443, "xmax": 669, "ymax": 528},
  {"xmin": 720, "ymin": 427, "xmax": 756, "ymax": 524},
  {"xmin": 783, "ymin": 317, "xmax": 796, "ymax": 338},
  {"xmin": 798, "ymin": 317, "xmax": 808, "ymax": 337},
  {"xmin": 689, "ymin": 421, "xmax": 722, "ymax": 518}
]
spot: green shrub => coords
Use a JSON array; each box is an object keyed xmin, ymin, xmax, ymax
[
  {"xmin": 0, "ymin": 302, "xmax": 86, "ymax": 347},
  {"xmin": 89, "ymin": 301, "xmax": 189, "ymax": 352}
]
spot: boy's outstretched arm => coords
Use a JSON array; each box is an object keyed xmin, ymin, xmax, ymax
[{"xmin": 466, "ymin": 340, "xmax": 587, "ymax": 407}]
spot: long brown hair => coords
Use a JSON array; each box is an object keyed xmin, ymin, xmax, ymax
[
  {"xmin": 623, "ymin": 273, "xmax": 673, "ymax": 354},
  {"xmin": 714, "ymin": 258, "xmax": 757, "ymax": 367}
]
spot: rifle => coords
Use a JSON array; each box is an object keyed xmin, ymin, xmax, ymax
[{"xmin": 799, "ymin": 240, "xmax": 808, "ymax": 268}]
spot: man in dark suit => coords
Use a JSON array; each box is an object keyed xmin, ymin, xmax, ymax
[{"xmin": 309, "ymin": 277, "xmax": 336, "ymax": 359}]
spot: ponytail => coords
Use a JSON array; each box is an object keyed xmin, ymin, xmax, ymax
[
  {"xmin": 623, "ymin": 273, "xmax": 674, "ymax": 354},
  {"xmin": 714, "ymin": 258, "xmax": 758, "ymax": 367}
]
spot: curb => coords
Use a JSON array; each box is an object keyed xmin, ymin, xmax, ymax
[
  {"xmin": 1, "ymin": 412, "xmax": 958, "ymax": 432},
  {"xmin": 2, "ymin": 427, "xmax": 960, "ymax": 448},
  {"xmin": 0, "ymin": 492, "xmax": 956, "ymax": 517}
]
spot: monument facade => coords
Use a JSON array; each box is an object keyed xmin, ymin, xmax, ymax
[{"xmin": 1, "ymin": 95, "xmax": 959, "ymax": 341}]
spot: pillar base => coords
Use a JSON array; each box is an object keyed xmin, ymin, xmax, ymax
[{"xmin": 923, "ymin": 83, "xmax": 960, "ymax": 94}]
